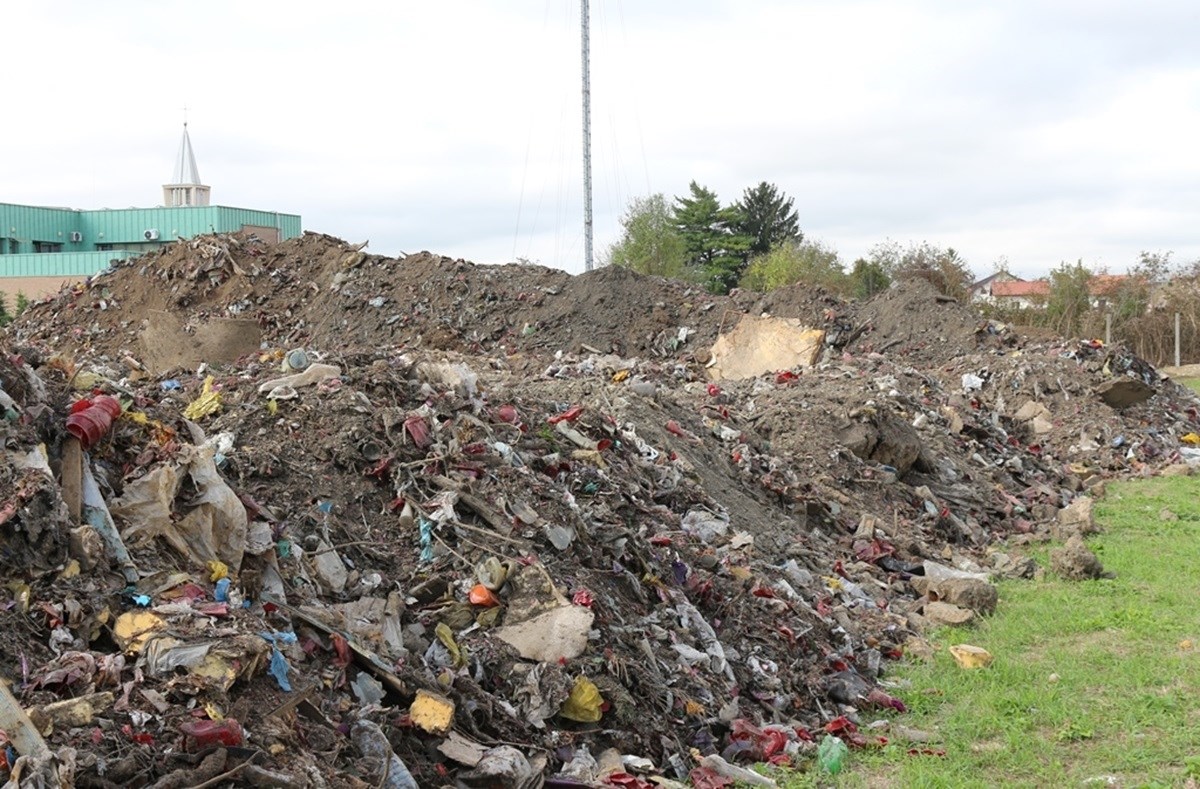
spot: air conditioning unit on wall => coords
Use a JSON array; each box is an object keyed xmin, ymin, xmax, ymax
[
  {"xmin": 69, "ymin": 231, "xmax": 83, "ymax": 242},
  {"xmin": 144, "ymin": 229, "xmax": 160, "ymax": 241}
]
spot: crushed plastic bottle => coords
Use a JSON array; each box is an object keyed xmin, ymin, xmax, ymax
[{"xmin": 817, "ymin": 734, "xmax": 849, "ymax": 775}]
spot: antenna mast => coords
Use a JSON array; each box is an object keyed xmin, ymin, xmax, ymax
[{"xmin": 581, "ymin": 0, "xmax": 594, "ymax": 271}]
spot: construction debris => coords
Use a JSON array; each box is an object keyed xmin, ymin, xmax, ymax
[{"xmin": 0, "ymin": 231, "xmax": 1196, "ymax": 785}]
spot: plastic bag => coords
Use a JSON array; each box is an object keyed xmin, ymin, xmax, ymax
[{"xmin": 818, "ymin": 734, "xmax": 849, "ymax": 775}]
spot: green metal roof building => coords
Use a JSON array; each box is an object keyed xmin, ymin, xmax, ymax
[{"xmin": 0, "ymin": 125, "xmax": 301, "ymax": 303}]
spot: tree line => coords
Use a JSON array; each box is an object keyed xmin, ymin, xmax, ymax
[
  {"xmin": 605, "ymin": 181, "xmax": 973, "ymax": 300},
  {"xmin": 604, "ymin": 185, "xmax": 1199, "ymax": 364}
]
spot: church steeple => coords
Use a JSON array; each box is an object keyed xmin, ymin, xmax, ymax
[{"xmin": 163, "ymin": 123, "xmax": 211, "ymax": 207}]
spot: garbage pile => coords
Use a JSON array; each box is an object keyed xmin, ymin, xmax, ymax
[{"xmin": 1, "ymin": 232, "xmax": 1198, "ymax": 787}]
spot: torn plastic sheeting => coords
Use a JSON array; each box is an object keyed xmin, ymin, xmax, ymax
[
  {"xmin": 182, "ymin": 375, "xmax": 222, "ymax": 420},
  {"xmin": 351, "ymin": 719, "xmax": 419, "ymax": 789},
  {"xmin": 80, "ymin": 457, "xmax": 138, "ymax": 584},
  {"xmin": 257, "ymin": 362, "xmax": 342, "ymax": 395},
  {"xmin": 351, "ymin": 672, "xmax": 386, "ymax": 705},
  {"xmin": 418, "ymin": 517, "xmax": 434, "ymax": 562},
  {"xmin": 681, "ymin": 508, "xmax": 730, "ymax": 543},
  {"xmin": 261, "ymin": 632, "xmax": 298, "ymax": 692},
  {"xmin": 140, "ymin": 638, "xmax": 212, "ymax": 674},
  {"xmin": 559, "ymin": 676, "xmax": 604, "ymax": 723},
  {"xmin": 675, "ymin": 597, "xmax": 735, "ymax": 682},
  {"xmin": 494, "ymin": 604, "xmax": 594, "ymax": 663},
  {"xmin": 112, "ymin": 444, "xmax": 248, "ymax": 572}
]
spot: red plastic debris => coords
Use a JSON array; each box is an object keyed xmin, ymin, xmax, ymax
[
  {"xmin": 181, "ymin": 718, "xmax": 244, "ymax": 750},
  {"xmin": 572, "ymin": 589, "xmax": 594, "ymax": 607},
  {"xmin": 603, "ymin": 773, "xmax": 656, "ymax": 788},
  {"xmin": 495, "ymin": 404, "xmax": 520, "ymax": 424},
  {"xmin": 403, "ymin": 415, "xmax": 431, "ymax": 448},
  {"xmin": 706, "ymin": 383, "xmax": 722, "ymax": 397},
  {"xmin": 688, "ymin": 767, "xmax": 734, "ymax": 789},
  {"xmin": 330, "ymin": 632, "xmax": 352, "ymax": 668},
  {"xmin": 548, "ymin": 405, "xmax": 584, "ymax": 424},
  {"xmin": 66, "ymin": 395, "xmax": 122, "ymax": 449},
  {"xmin": 775, "ymin": 370, "xmax": 799, "ymax": 384}
]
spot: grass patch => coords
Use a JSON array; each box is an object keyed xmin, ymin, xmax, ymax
[
  {"xmin": 1178, "ymin": 377, "xmax": 1200, "ymax": 396},
  {"xmin": 782, "ymin": 476, "xmax": 1200, "ymax": 788}
]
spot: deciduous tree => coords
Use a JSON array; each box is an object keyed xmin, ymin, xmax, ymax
[
  {"xmin": 605, "ymin": 194, "xmax": 687, "ymax": 278},
  {"xmin": 739, "ymin": 239, "xmax": 844, "ymax": 292}
]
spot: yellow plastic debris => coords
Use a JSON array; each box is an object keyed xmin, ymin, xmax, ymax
[
  {"xmin": 57, "ymin": 560, "xmax": 81, "ymax": 581},
  {"xmin": 122, "ymin": 410, "xmax": 175, "ymax": 443},
  {"xmin": 410, "ymin": 689, "xmax": 456, "ymax": 735},
  {"xmin": 183, "ymin": 375, "xmax": 223, "ymax": 420},
  {"xmin": 1182, "ymin": 433, "xmax": 1200, "ymax": 446},
  {"xmin": 1180, "ymin": 639, "xmax": 1194, "ymax": 651},
  {"xmin": 435, "ymin": 622, "xmax": 465, "ymax": 668},
  {"xmin": 70, "ymin": 371, "xmax": 107, "ymax": 391},
  {"xmin": 7, "ymin": 582, "xmax": 31, "ymax": 614},
  {"xmin": 612, "ymin": 369, "xmax": 630, "ymax": 383},
  {"xmin": 113, "ymin": 611, "xmax": 166, "ymax": 654},
  {"xmin": 949, "ymin": 644, "xmax": 993, "ymax": 669},
  {"xmin": 684, "ymin": 699, "xmax": 705, "ymax": 717},
  {"xmin": 559, "ymin": 676, "xmax": 604, "ymax": 723},
  {"xmin": 207, "ymin": 560, "xmax": 229, "ymax": 582},
  {"xmin": 267, "ymin": 399, "xmax": 278, "ymax": 416}
]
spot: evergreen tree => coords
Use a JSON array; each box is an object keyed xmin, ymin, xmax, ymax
[
  {"xmin": 734, "ymin": 181, "xmax": 801, "ymax": 257},
  {"xmin": 672, "ymin": 181, "xmax": 751, "ymax": 293}
]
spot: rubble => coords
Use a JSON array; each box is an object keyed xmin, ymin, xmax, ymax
[
  {"xmin": 0, "ymin": 231, "xmax": 1197, "ymax": 785},
  {"xmin": 1051, "ymin": 534, "xmax": 1109, "ymax": 580}
]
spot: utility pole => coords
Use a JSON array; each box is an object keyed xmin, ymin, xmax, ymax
[{"xmin": 581, "ymin": 0, "xmax": 594, "ymax": 271}]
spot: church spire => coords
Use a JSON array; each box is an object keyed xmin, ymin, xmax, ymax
[{"xmin": 163, "ymin": 122, "xmax": 211, "ymax": 207}]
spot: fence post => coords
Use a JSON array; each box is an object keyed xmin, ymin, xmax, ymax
[
  {"xmin": 1105, "ymin": 313, "xmax": 1111, "ymax": 346},
  {"xmin": 1176, "ymin": 312, "xmax": 1181, "ymax": 368}
]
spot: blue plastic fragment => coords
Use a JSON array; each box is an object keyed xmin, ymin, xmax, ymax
[
  {"xmin": 268, "ymin": 647, "xmax": 291, "ymax": 691},
  {"xmin": 419, "ymin": 518, "xmax": 434, "ymax": 562},
  {"xmin": 259, "ymin": 631, "xmax": 298, "ymax": 692},
  {"xmin": 214, "ymin": 578, "xmax": 231, "ymax": 603}
]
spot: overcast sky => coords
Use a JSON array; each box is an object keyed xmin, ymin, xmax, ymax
[{"xmin": 6, "ymin": 1, "xmax": 1199, "ymax": 279}]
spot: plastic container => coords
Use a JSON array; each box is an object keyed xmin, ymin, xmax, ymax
[{"xmin": 66, "ymin": 395, "xmax": 122, "ymax": 449}]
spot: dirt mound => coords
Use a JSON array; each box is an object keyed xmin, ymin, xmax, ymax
[
  {"xmin": 848, "ymin": 278, "xmax": 991, "ymax": 363},
  {"xmin": 12, "ymin": 233, "xmax": 730, "ymax": 371},
  {"xmin": 1, "ymin": 234, "xmax": 1198, "ymax": 786}
]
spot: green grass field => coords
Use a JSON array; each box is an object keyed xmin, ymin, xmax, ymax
[
  {"xmin": 1179, "ymin": 377, "xmax": 1200, "ymax": 396},
  {"xmin": 779, "ymin": 475, "xmax": 1200, "ymax": 789}
]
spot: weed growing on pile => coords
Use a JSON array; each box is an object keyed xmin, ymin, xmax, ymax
[{"xmin": 781, "ymin": 476, "xmax": 1200, "ymax": 788}]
